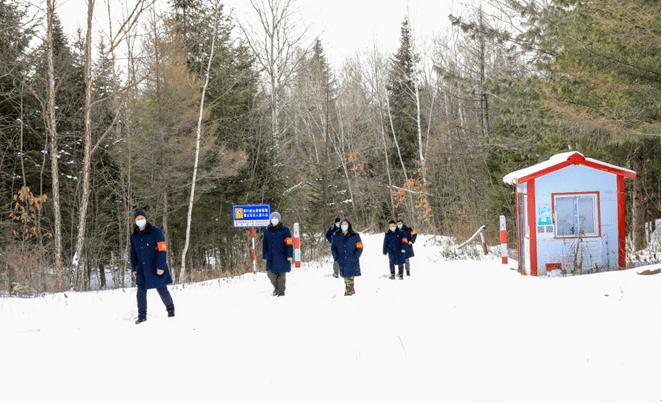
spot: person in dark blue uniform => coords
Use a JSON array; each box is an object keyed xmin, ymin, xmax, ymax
[
  {"xmin": 325, "ymin": 217, "xmax": 341, "ymax": 278},
  {"xmin": 397, "ymin": 219, "xmax": 417, "ymax": 276},
  {"xmin": 262, "ymin": 212, "xmax": 293, "ymax": 296},
  {"xmin": 130, "ymin": 209, "xmax": 174, "ymax": 324},
  {"xmin": 331, "ymin": 218, "xmax": 363, "ymax": 296},
  {"xmin": 383, "ymin": 220, "xmax": 407, "ymax": 279}
]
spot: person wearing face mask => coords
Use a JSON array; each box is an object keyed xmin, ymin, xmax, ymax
[
  {"xmin": 382, "ymin": 220, "xmax": 407, "ymax": 279},
  {"xmin": 325, "ymin": 217, "xmax": 341, "ymax": 278},
  {"xmin": 262, "ymin": 212, "xmax": 293, "ymax": 296},
  {"xmin": 396, "ymin": 219, "xmax": 417, "ymax": 276},
  {"xmin": 130, "ymin": 208, "xmax": 175, "ymax": 324},
  {"xmin": 331, "ymin": 218, "xmax": 363, "ymax": 296}
]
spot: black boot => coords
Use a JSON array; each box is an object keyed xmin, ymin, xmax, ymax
[
  {"xmin": 390, "ymin": 273, "xmax": 395, "ymax": 279},
  {"xmin": 406, "ymin": 270, "xmax": 410, "ymax": 276},
  {"xmin": 135, "ymin": 317, "xmax": 146, "ymax": 325}
]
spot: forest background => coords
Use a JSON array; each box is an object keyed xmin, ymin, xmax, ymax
[{"xmin": 1, "ymin": 0, "xmax": 659, "ymax": 294}]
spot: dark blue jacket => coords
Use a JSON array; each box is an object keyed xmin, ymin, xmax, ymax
[
  {"xmin": 383, "ymin": 228, "xmax": 407, "ymax": 265},
  {"xmin": 130, "ymin": 223, "xmax": 173, "ymax": 289},
  {"xmin": 400, "ymin": 225, "xmax": 417, "ymax": 259},
  {"xmin": 331, "ymin": 221, "xmax": 363, "ymax": 278},
  {"xmin": 262, "ymin": 223, "xmax": 293, "ymax": 274},
  {"xmin": 325, "ymin": 224, "xmax": 339, "ymax": 243}
]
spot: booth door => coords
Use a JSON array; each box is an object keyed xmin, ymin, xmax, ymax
[{"xmin": 518, "ymin": 194, "xmax": 529, "ymax": 274}]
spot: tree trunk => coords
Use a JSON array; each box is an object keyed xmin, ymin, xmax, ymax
[
  {"xmin": 323, "ymin": 83, "xmax": 330, "ymax": 223},
  {"xmin": 414, "ymin": 80, "xmax": 426, "ymax": 183},
  {"xmin": 46, "ymin": 0, "xmax": 63, "ymax": 290},
  {"xmin": 99, "ymin": 261, "xmax": 106, "ymax": 289},
  {"xmin": 381, "ymin": 126, "xmax": 396, "ymax": 218},
  {"xmin": 73, "ymin": 0, "xmax": 96, "ymax": 290},
  {"xmin": 181, "ymin": 15, "xmax": 219, "ymax": 282},
  {"xmin": 332, "ymin": 100, "xmax": 355, "ymax": 210}
]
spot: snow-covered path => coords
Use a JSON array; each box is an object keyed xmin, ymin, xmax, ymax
[{"xmin": 1, "ymin": 234, "xmax": 659, "ymax": 402}]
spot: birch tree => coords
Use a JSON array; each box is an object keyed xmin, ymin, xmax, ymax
[
  {"xmin": 180, "ymin": 4, "xmax": 220, "ymax": 283},
  {"xmin": 45, "ymin": 0, "xmax": 63, "ymax": 289}
]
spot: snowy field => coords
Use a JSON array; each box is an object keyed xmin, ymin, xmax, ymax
[{"xmin": 1, "ymin": 234, "xmax": 659, "ymax": 402}]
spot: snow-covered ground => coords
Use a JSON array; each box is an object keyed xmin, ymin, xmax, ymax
[{"xmin": 1, "ymin": 234, "xmax": 659, "ymax": 402}]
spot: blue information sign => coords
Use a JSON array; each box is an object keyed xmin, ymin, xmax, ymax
[{"xmin": 233, "ymin": 204, "xmax": 271, "ymax": 228}]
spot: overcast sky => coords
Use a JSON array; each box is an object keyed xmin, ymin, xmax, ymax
[{"xmin": 48, "ymin": 0, "xmax": 457, "ymax": 67}]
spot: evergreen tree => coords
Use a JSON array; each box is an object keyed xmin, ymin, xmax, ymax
[
  {"xmin": 386, "ymin": 17, "xmax": 420, "ymax": 173},
  {"xmin": 455, "ymin": 0, "xmax": 660, "ymax": 248},
  {"xmin": 0, "ymin": 0, "xmax": 36, "ymax": 215}
]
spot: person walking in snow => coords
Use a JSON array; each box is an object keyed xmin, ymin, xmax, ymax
[
  {"xmin": 331, "ymin": 218, "xmax": 363, "ymax": 296},
  {"xmin": 325, "ymin": 217, "xmax": 341, "ymax": 278},
  {"xmin": 130, "ymin": 208, "xmax": 175, "ymax": 324},
  {"xmin": 397, "ymin": 219, "xmax": 417, "ymax": 276},
  {"xmin": 262, "ymin": 212, "xmax": 293, "ymax": 297},
  {"xmin": 383, "ymin": 220, "xmax": 407, "ymax": 279}
]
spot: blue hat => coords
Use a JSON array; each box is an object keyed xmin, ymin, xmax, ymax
[
  {"xmin": 334, "ymin": 217, "xmax": 341, "ymax": 223},
  {"xmin": 135, "ymin": 208, "xmax": 146, "ymax": 219}
]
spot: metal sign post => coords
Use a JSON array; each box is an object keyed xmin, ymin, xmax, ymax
[
  {"xmin": 233, "ymin": 205, "xmax": 270, "ymax": 279},
  {"xmin": 293, "ymin": 223, "xmax": 301, "ymax": 268},
  {"xmin": 479, "ymin": 230, "xmax": 488, "ymax": 255},
  {"xmin": 500, "ymin": 215, "xmax": 508, "ymax": 264},
  {"xmin": 251, "ymin": 227, "xmax": 256, "ymax": 275}
]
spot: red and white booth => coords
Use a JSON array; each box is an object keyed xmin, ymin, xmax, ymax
[{"xmin": 503, "ymin": 152, "xmax": 636, "ymax": 276}]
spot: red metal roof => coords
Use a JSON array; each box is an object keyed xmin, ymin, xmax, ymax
[{"xmin": 503, "ymin": 152, "xmax": 636, "ymax": 185}]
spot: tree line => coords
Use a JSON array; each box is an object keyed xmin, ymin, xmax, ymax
[{"xmin": 1, "ymin": 0, "xmax": 659, "ymax": 295}]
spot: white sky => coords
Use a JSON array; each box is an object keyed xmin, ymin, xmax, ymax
[{"xmin": 47, "ymin": 0, "xmax": 457, "ymax": 68}]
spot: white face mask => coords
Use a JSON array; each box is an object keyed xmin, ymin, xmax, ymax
[
  {"xmin": 136, "ymin": 219, "xmax": 146, "ymax": 228},
  {"xmin": 271, "ymin": 218, "xmax": 279, "ymax": 226},
  {"xmin": 389, "ymin": 226, "xmax": 396, "ymax": 232},
  {"xmin": 335, "ymin": 223, "xmax": 340, "ymax": 227}
]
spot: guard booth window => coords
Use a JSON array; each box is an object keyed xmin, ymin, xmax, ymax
[{"xmin": 553, "ymin": 193, "xmax": 599, "ymax": 238}]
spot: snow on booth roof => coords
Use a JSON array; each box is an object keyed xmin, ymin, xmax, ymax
[{"xmin": 502, "ymin": 151, "xmax": 636, "ymax": 185}]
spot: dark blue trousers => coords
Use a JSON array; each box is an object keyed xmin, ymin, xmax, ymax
[
  {"xmin": 389, "ymin": 260, "xmax": 404, "ymax": 276},
  {"xmin": 137, "ymin": 285, "xmax": 175, "ymax": 320}
]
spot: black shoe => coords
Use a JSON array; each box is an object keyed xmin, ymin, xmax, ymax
[
  {"xmin": 406, "ymin": 271, "xmax": 410, "ymax": 276},
  {"xmin": 277, "ymin": 293, "xmax": 285, "ymax": 297},
  {"xmin": 332, "ymin": 273, "xmax": 339, "ymax": 278},
  {"xmin": 168, "ymin": 311, "xmax": 175, "ymax": 318},
  {"xmin": 272, "ymin": 291, "xmax": 277, "ymax": 296},
  {"xmin": 390, "ymin": 273, "xmax": 395, "ymax": 280},
  {"xmin": 135, "ymin": 318, "xmax": 146, "ymax": 325},
  {"xmin": 398, "ymin": 273, "xmax": 404, "ymax": 280}
]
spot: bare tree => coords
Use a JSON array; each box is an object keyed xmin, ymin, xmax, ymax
[
  {"xmin": 180, "ymin": 3, "xmax": 221, "ymax": 283},
  {"xmin": 45, "ymin": 0, "xmax": 64, "ymax": 290},
  {"xmin": 237, "ymin": 0, "xmax": 312, "ymax": 151},
  {"xmin": 72, "ymin": 0, "xmax": 151, "ymax": 289}
]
